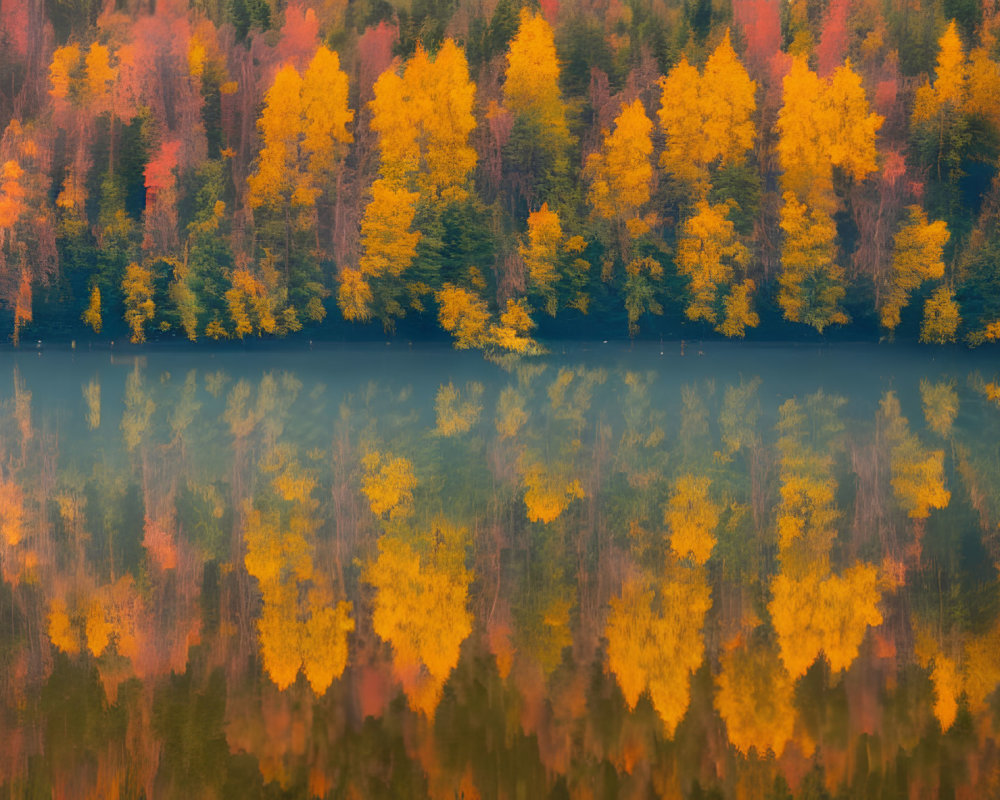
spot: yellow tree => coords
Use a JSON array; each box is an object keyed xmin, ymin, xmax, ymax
[
  {"xmin": 921, "ymin": 286, "xmax": 961, "ymax": 343},
  {"xmin": 881, "ymin": 206, "xmax": 949, "ymax": 331},
  {"xmin": 880, "ymin": 392, "xmax": 950, "ymax": 518},
  {"xmin": 700, "ymin": 31, "xmax": 758, "ymax": 166},
  {"xmin": 776, "ymin": 58, "xmax": 833, "ymax": 208},
  {"xmin": 502, "ymin": 9, "xmax": 573, "ymax": 206},
  {"xmin": 715, "ymin": 640, "xmax": 797, "ymax": 757},
  {"xmin": 658, "ymin": 33, "xmax": 756, "ymax": 193},
  {"xmin": 244, "ymin": 451, "xmax": 355, "ymax": 694},
  {"xmin": 341, "ymin": 180, "xmax": 421, "ymax": 324},
  {"xmin": 586, "ymin": 99, "xmax": 655, "ymax": 239},
  {"xmin": 301, "ymin": 46, "xmax": 353, "ymax": 193},
  {"xmin": 778, "ymin": 193, "xmax": 847, "ymax": 332},
  {"xmin": 665, "ymin": 475, "xmax": 721, "ymax": 565},
  {"xmin": 369, "ymin": 40, "xmax": 477, "ymax": 201},
  {"xmin": 912, "ymin": 21, "xmax": 967, "ymax": 123},
  {"xmin": 520, "ymin": 203, "xmax": 563, "ymax": 316},
  {"xmin": 122, "ymin": 262, "xmax": 155, "ymax": 343},
  {"xmin": 248, "ymin": 65, "xmax": 308, "ymax": 215},
  {"xmin": 361, "ymin": 450, "xmax": 417, "ymax": 519},
  {"xmin": 676, "ymin": 200, "xmax": 754, "ymax": 334},
  {"xmin": 503, "ymin": 10, "xmax": 571, "ymax": 145},
  {"xmin": 605, "ymin": 565, "xmax": 712, "ymax": 736},
  {"xmin": 769, "ymin": 563, "xmax": 883, "ymax": 677},
  {"xmin": 365, "ymin": 522, "xmax": 473, "ymax": 717},
  {"xmin": 658, "ymin": 56, "xmax": 705, "ymax": 189},
  {"xmin": 777, "ymin": 57, "xmax": 881, "ymax": 333},
  {"xmin": 351, "ymin": 40, "xmax": 477, "ymax": 328}
]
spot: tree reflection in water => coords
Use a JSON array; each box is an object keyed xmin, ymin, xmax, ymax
[{"xmin": 0, "ymin": 347, "xmax": 998, "ymax": 798}]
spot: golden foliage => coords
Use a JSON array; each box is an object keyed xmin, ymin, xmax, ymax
[
  {"xmin": 226, "ymin": 266, "xmax": 278, "ymax": 337},
  {"xmin": 49, "ymin": 44, "xmax": 82, "ymax": 101},
  {"xmin": 665, "ymin": 475, "xmax": 721, "ymax": 565},
  {"xmin": 768, "ymin": 563, "xmax": 883, "ymax": 677},
  {"xmin": 881, "ymin": 206, "xmax": 949, "ymax": 331},
  {"xmin": 301, "ymin": 596, "xmax": 355, "ymax": 695},
  {"xmin": 778, "ymin": 57, "xmax": 882, "ymax": 207},
  {"xmin": 930, "ymin": 653, "xmax": 961, "ymax": 731},
  {"xmin": 85, "ymin": 43, "xmax": 117, "ymax": 103},
  {"xmin": 658, "ymin": 33, "xmax": 756, "ymax": 192},
  {"xmin": 243, "ymin": 465, "xmax": 355, "ymax": 694},
  {"xmin": 434, "ymin": 382, "xmax": 484, "ymax": 436},
  {"xmin": 504, "ymin": 10, "xmax": 570, "ymax": 143},
  {"xmin": 520, "ymin": 203, "xmax": 563, "ymax": 315},
  {"xmin": 605, "ymin": 566, "xmax": 711, "ymax": 735},
  {"xmin": 773, "ymin": 393, "xmax": 845, "ymax": 575},
  {"xmin": 676, "ymin": 200, "xmax": 751, "ymax": 327},
  {"xmin": 719, "ymin": 280, "xmax": 759, "ymax": 338},
  {"xmin": 586, "ymin": 99, "xmax": 654, "ymax": 232},
  {"xmin": 365, "ymin": 525, "xmax": 473, "ymax": 716},
  {"xmin": 370, "ymin": 40, "xmax": 476, "ymax": 200},
  {"xmin": 715, "ymin": 641, "xmax": 796, "ymax": 757},
  {"xmin": 658, "ymin": 57, "xmax": 705, "ymax": 187},
  {"xmin": 122, "ymin": 262, "xmax": 155, "ymax": 343},
  {"xmin": 435, "ymin": 284, "xmax": 491, "ymax": 349},
  {"xmin": 358, "ymin": 180, "xmax": 420, "ymax": 281},
  {"xmin": 120, "ymin": 367, "xmax": 155, "ymax": 451},
  {"xmin": 701, "ymin": 32, "xmax": 758, "ymax": 166},
  {"xmin": 778, "ymin": 192, "xmax": 848, "ymax": 332},
  {"xmin": 0, "ymin": 479, "xmax": 25, "ymax": 546},
  {"xmin": 248, "ymin": 65, "xmax": 307, "ymax": 211},
  {"xmin": 881, "ymin": 392, "xmax": 951, "ymax": 518},
  {"xmin": 522, "ymin": 461, "xmax": 584, "ymax": 524},
  {"xmin": 301, "ymin": 46, "xmax": 354, "ymax": 183},
  {"xmin": 48, "ymin": 595, "xmax": 81, "ymax": 654},
  {"xmin": 361, "ymin": 450, "xmax": 417, "ymax": 519},
  {"xmin": 491, "ymin": 299, "xmax": 538, "ymax": 354},
  {"xmin": 337, "ymin": 266, "xmax": 374, "ymax": 323},
  {"xmin": 496, "ymin": 385, "xmax": 529, "ymax": 438},
  {"xmin": 83, "ymin": 575, "xmax": 142, "ymax": 660},
  {"xmin": 912, "ymin": 21, "xmax": 967, "ymax": 123},
  {"xmin": 435, "ymin": 286, "xmax": 538, "ymax": 353},
  {"xmin": 83, "ymin": 379, "xmax": 100, "ymax": 430},
  {"xmin": 82, "ymin": 285, "xmax": 102, "ymax": 333},
  {"xmin": 920, "ymin": 378, "xmax": 958, "ymax": 437},
  {"xmin": 920, "ymin": 286, "xmax": 961, "ymax": 344}
]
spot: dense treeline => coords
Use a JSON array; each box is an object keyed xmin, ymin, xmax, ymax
[{"xmin": 1, "ymin": 0, "xmax": 1000, "ymax": 347}]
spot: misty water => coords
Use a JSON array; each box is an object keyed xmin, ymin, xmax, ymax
[{"xmin": 1, "ymin": 343, "xmax": 998, "ymax": 798}]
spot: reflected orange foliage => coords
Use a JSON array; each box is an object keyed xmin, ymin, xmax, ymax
[
  {"xmin": 665, "ymin": 474, "xmax": 721, "ymax": 564},
  {"xmin": 768, "ymin": 564, "xmax": 882, "ymax": 677},
  {"xmin": 361, "ymin": 450, "xmax": 416, "ymax": 519},
  {"xmin": 715, "ymin": 640, "xmax": 796, "ymax": 757},
  {"xmin": 605, "ymin": 565, "xmax": 711, "ymax": 735},
  {"xmin": 365, "ymin": 523, "xmax": 472, "ymax": 716}
]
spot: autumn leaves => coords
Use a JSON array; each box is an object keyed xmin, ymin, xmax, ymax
[{"xmin": 27, "ymin": 12, "xmax": 992, "ymax": 345}]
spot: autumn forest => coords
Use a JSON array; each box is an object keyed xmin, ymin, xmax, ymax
[{"xmin": 1, "ymin": 0, "xmax": 1000, "ymax": 346}]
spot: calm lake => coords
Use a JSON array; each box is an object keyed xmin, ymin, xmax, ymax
[{"xmin": 1, "ymin": 343, "xmax": 998, "ymax": 798}]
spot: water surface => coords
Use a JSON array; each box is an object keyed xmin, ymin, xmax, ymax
[{"xmin": 1, "ymin": 343, "xmax": 998, "ymax": 798}]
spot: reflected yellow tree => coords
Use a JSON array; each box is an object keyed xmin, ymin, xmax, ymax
[
  {"xmin": 244, "ymin": 446, "xmax": 354, "ymax": 694},
  {"xmin": 768, "ymin": 393, "xmax": 883, "ymax": 677},
  {"xmin": 880, "ymin": 392, "xmax": 950, "ymax": 519},
  {"xmin": 665, "ymin": 475, "xmax": 721, "ymax": 565},
  {"xmin": 434, "ymin": 382, "xmax": 483, "ymax": 436},
  {"xmin": 361, "ymin": 450, "xmax": 417, "ymax": 519},
  {"xmin": 920, "ymin": 378, "xmax": 958, "ymax": 437},
  {"xmin": 365, "ymin": 518, "xmax": 473, "ymax": 716},
  {"xmin": 715, "ymin": 639, "xmax": 797, "ymax": 757},
  {"xmin": 605, "ymin": 562, "xmax": 711, "ymax": 736}
]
